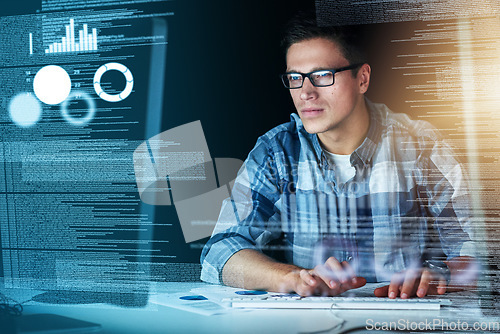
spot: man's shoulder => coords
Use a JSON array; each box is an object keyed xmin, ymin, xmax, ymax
[
  {"xmin": 370, "ymin": 100, "xmax": 442, "ymax": 142},
  {"xmin": 257, "ymin": 113, "xmax": 303, "ymax": 147},
  {"xmin": 245, "ymin": 114, "xmax": 308, "ymax": 166}
]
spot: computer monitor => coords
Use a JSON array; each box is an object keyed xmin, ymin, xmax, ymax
[{"xmin": 0, "ymin": 0, "xmax": 170, "ymax": 307}]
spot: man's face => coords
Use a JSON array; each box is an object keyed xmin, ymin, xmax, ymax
[{"xmin": 286, "ymin": 37, "xmax": 369, "ymax": 136}]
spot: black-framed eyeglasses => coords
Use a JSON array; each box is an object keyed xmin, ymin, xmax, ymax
[{"xmin": 280, "ymin": 63, "xmax": 363, "ymax": 89}]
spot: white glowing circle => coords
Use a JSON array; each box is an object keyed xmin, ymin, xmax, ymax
[
  {"xmin": 61, "ymin": 91, "xmax": 96, "ymax": 126},
  {"xmin": 9, "ymin": 92, "xmax": 42, "ymax": 127},
  {"xmin": 93, "ymin": 62, "xmax": 134, "ymax": 102},
  {"xmin": 33, "ymin": 65, "xmax": 72, "ymax": 105}
]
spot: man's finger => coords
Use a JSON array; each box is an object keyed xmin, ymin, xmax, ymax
[
  {"xmin": 388, "ymin": 272, "xmax": 404, "ymax": 299},
  {"xmin": 324, "ymin": 257, "xmax": 345, "ymax": 282},
  {"xmin": 299, "ymin": 269, "xmax": 316, "ymax": 286},
  {"xmin": 314, "ymin": 257, "xmax": 343, "ymax": 288},
  {"xmin": 345, "ymin": 276, "xmax": 367, "ymax": 291},
  {"xmin": 374, "ymin": 284, "xmax": 389, "ymax": 297},
  {"xmin": 437, "ymin": 276, "xmax": 447, "ymax": 295},
  {"xmin": 417, "ymin": 269, "xmax": 432, "ymax": 298},
  {"xmin": 400, "ymin": 269, "xmax": 419, "ymax": 299},
  {"xmin": 337, "ymin": 261, "xmax": 366, "ymax": 292},
  {"xmin": 324, "ymin": 257, "xmax": 348, "ymax": 283},
  {"xmin": 296, "ymin": 273, "xmax": 344, "ymax": 297},
  {"xmin": 424, "ymin": 272, "xmax": 447, "ymax": 296},
  {"xmin": 342, "ymin": 261, "xmax": 357, "ymax": 284},
  {"xmin": 295, "ymin": 281, "xmax": 314, "ymax": 297}
]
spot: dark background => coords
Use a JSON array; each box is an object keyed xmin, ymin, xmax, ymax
[
  {"xmin": 162, "ymin": 0, "xmax": 316, "ymax": 266},
  {"xmin": 164, "ymin": 0, "xmax": 315, "ymax": 160}
]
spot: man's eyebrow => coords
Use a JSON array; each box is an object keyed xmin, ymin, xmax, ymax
[
  {"xmin": 310, "ymin": 67, "xmax": 332, "ymax": 72},
  {"xmin": 285, "ymin": 67, "xmax": 334, "ymax": 73}
]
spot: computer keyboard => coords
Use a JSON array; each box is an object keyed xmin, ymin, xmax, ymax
[{"xmin": 223, "ymin": 295, "xmax": 451, "ymax": 310}]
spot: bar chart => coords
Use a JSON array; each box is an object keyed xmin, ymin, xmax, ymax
[{"xmin": 45, "ymin": 18, "xmax": 98, "ymax": 54}]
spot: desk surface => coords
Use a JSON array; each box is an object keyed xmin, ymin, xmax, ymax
[{"xmin": 4, "ymin": 282, "xmax": 499, "ymax": 334}]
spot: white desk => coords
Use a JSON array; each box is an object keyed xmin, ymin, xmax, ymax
[{"xmin": 6, "ymin": 282, "xmax": 499, "ymax": 334}]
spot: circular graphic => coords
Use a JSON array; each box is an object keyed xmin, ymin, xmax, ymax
[
  {"xmin": 9, "ymin": 92, "xmax": 42, "ymax": 127},
  {"xmin": 61, "ymin": 91, "xmax": 96, "ymax": 126},
  {"xmin": 33, "ymin": 65, "xmax": 71, "ymax": 105},
  {"xmin": 179, "ymin": 295, "xmax": 208, "ymax": 301},
  {"xmin": 93, "ymin": 62, "xmax": 134, "ymax": 102},
  {"xmin": 235, "ymin": 290, "xmax": 267, "ymax": 296}
]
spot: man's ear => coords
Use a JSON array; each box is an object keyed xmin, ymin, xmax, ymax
[{"xmin": 358, "ymin": 63, "xmax": 371, "ymax": 94}]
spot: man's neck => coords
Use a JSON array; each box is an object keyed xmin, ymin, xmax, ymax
[{"xmin": 317, "ymin": 97, "xmax": 370, "ymax": 155}]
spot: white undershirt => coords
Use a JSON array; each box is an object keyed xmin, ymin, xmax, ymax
[{"xmin": 323, "ymin": 150, "xmax": 356, "ymax": 184}]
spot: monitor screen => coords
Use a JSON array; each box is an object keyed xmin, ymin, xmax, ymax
[{"xmin": 0, "ymin": 0, "xmax": 171, "ymax": 306}]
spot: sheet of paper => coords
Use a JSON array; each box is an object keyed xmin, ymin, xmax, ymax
[
  {"xmin": 189, "ymin": 285, "xmax": 272, "ymax": 307},
  {"xmin": 150, "ymin": 292, "xmax": 229, "ymax": 316}
]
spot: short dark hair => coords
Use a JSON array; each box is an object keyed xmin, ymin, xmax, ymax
[{"xmin": 282, "ymin": 11, "xmax": 368, "ymax": 74}]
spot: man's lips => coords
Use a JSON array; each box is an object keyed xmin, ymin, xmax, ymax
[{"xmin": 300, "ymin": 108, "xmax": 324, "ymax": 117}]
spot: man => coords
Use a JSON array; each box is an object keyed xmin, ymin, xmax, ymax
[{"xmin": 201, "ymin": 14, "xmax": 477, "ymax": 298}]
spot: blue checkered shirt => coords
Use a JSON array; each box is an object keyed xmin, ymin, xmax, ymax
[{"xmin": 201, "ymin": 100, "xmax": 476, "ymax": 284}]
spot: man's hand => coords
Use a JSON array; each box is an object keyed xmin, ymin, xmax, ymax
[
  {"xmin": 374, "ymin": 268, "xmax": 447, "ymax": 299},
  {"xmin": 278, "ymin": 257, "xmax": 366, "ymax": 296}
]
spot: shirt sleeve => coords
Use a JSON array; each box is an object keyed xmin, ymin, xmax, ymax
[
  {"xmin": 421, "ymin": 138, "xmax": 477, "ymax": 260},
  {"xmin": 200, "ymin": 136, "xmax": 283, "ymax": 284}
]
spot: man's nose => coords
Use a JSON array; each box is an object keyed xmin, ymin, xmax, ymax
[{"xmin": 300, "ymin": 77, "xmax": 318, "ymax": 100}]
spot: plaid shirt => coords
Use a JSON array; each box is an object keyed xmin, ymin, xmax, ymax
[{"xmin": 200, "ymin": 99, "xmax": 476, "ymax": 284}]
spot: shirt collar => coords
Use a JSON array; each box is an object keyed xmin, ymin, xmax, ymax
[
  {"xmin": 290, "ymin": 113, "xmax": 327, "ymax": 166},
  {"xmin": 290, "ymin": 97, "xmax": 383, "ymax": 168},
  {"xmin": 351, "ymin": 98, "xmax": 383, "ymax": 167}
]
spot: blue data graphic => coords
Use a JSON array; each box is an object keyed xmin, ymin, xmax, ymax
[
  {"xmin": 0, "ymin": 0, "xmax": 177, "ymax": 304},
  {"xmin": 45, "ymin": 18, "xmax": 98, "ymax": 54}
]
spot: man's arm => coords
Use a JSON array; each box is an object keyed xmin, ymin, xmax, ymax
[
  {"xmin": 222, "ymin": 249, "xmax": 366, "ymax": 296},
  {"xmin": 200, "ymin": 135, "xmax": 283, "ymax": 285},
  {"xmin": 202, "ymin": 130, "xmax": 367, "ymax": 295},
  {"xmin": 373, "ymin": 133, "xmax": 480, "ymax": 299},
  {"xmin": 222, "ymin": 249, "xmax": 300, "ymax": 292}
]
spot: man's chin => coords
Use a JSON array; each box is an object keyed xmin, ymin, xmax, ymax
[
  {"xmin": 299, "ymin": 117, "xmax": 326, "ymax": 135},
  {"xmin": 301, "ymin": 124, "xmax": 323, "ymax": 135}
]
